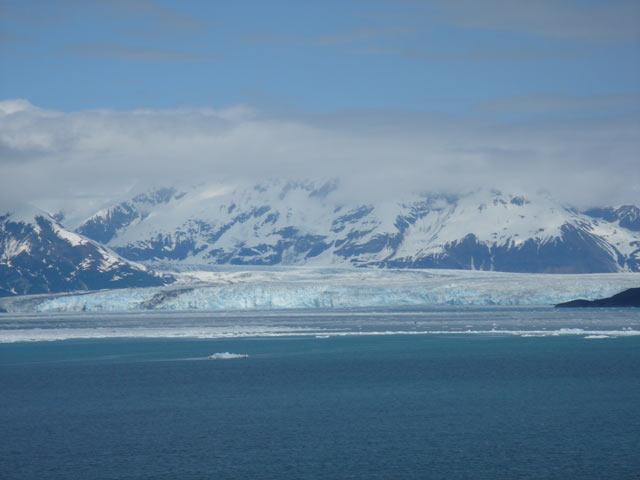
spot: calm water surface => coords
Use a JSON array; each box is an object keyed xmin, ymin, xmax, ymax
[{"xmin": 1, "ymin": 308, "xmax": 639, "ymax": 479}]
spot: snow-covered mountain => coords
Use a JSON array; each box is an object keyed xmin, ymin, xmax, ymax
[
  {"xmin": 583, "ymin": 205, "xmax": 640, "ymax": 232},
  {"xmin": 0, "ymin": 206, "xmax": 172, "ymax": 297},
  {"xmin": 72, "ymin": 180, "xmax": 640, "ymax": 273}
]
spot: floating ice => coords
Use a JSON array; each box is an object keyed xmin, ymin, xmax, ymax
[{"xmin": 209, "ymin": 352, "xmax": 248, "ymax": 360}]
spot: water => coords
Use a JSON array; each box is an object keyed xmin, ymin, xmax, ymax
[
  {"xmin": 1, "ymin": 307, "xmax": 640, "ymax": 479},
  {"xmin": 2, "ymin": 305, "xmax": 640, "ymax": 342}
]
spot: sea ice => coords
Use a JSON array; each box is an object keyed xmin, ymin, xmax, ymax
[{"xmin": 209, "ymin": 352, "xmax": 248, "ymax": 359}]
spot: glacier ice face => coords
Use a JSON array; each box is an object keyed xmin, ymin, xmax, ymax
[{"xmin": 3, "ymin": 267, "xmax": 640, "ymax": 313}]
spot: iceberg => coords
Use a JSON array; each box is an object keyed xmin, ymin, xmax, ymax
[{"xmin": 209, "ymin": 352, "xmax": 248, "ymax": 360}]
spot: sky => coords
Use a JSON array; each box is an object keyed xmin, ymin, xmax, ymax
[{"xmin": 1, "ymin": 0, "xmax": 639, "ymax": 212}]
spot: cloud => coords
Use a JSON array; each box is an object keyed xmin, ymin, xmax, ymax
[
  {"xmin": 0, "ymin": 99, "xmax": 638, "ymax": 215},
  {"xmin": 477, "ymin": 92, "xmax": 640, "ymax": 115},
  {"xmin": 359, "ymin": 46, "xmax": 585, "ymax": 62},
  {"xmin": 1, "ymin": 0, "xmax": 202, "ymax": 33},
  {"xmin": 67, "ymin": 44, "xmax": 218, "ymax": 62},
  {"xmin": 313, "ymin": 26, "xmax": 410, "ymax": 46},
  {"xmin": 98, "ymin": 0, "xmax": 202, "ymax": 32},
  {"xmin": 431, "ymin": 0, "xmax": 640, "ymax": 44},
  {"xmin": 243, "ymin": 25, "xmax": 410, "ymax": 49}
]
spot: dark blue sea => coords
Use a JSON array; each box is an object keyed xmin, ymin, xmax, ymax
[{"xmin": 1, "ymin": 307, "xmax": 640, "ymax": 479}]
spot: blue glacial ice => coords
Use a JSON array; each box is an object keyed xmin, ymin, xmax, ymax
[{"xmin": 2, "ymin": 267, "xmax": 639, "ymax": 313}]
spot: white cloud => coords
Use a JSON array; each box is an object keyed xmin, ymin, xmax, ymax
[
  {"xmin": 0, "ymin": 99, "xmax": 39, "ymax": 115},
  {"xmin": 432, "ymin": 0, "xmax": 640, "ymax": 44},
  {"xmin": 0, "ymin": 99, "xmax": 638, "ymax": 215}
]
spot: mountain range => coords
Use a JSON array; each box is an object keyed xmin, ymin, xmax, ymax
[
  {"xmin": 2, "ymin": 180, "xmax": 640, "ymax": 297},
  {"xmin": 73, "ymin": 180, "xmax": 640, "ymax": 272},
  {"xmin": 0, "ymin": 206, "xmax": 170, "ymax": 297}
]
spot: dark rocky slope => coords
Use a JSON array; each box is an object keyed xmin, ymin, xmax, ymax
[
  {"xmin": 1, "ymin": 207, "xmax": 173, "ymax": 297},
  {"xmin": 555, "ymin": 287, "xmax": 640, "ymax": 308}
]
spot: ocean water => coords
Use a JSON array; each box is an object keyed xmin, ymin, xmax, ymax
[{"xmin": 1, "ymin": 307, "xmax": 640, "ymax": 479}]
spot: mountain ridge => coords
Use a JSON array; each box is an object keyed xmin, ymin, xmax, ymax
[
  {"xmin": 0, "ymin": 206, "xmax": 173, "ymax": 297},
  {"xmin": 69, "ymin": 181, "xmax": 640, "ymax": 273},
  {"xmin": 4, "ymin": 181, "xmax": 640, "ymax": 297},
  {"xmin": 555, "ymin": 287, "xmax": 640, "ymax": 308}
]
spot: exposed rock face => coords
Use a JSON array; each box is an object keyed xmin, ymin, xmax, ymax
[
  {"xmin": 584, "ymin": 205, "xmax": 640, "ymax": 232},
  {"xmin": 74, "ymin": 182, "xmax": 640, "ymax": 273},
  {"xmin": 4, "ymin": 181, "xmax": 640, "ymax": 298},
  {"xmin": 0, "ymin": 206, "xmax": 172, "ymax": 297},
  {"xmin": 555, "ymin": 287, "xmax": 640, "ymax": 308}
]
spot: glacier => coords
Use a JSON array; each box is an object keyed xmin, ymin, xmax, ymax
[{"xmin": 2, "ymin": 267, "xmax": 640, "ymax": 313}]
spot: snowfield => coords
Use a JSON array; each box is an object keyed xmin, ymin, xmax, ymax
[
  {"xmin": 2, "ymin": 267, "xmax": 639, "ymax": 313},
  {"xmin": 72, "ymin": 182, "xmax": 640, "ymax": 273}
]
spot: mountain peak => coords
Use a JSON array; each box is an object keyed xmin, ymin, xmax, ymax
[
  {"xmin": 0, "ymin": 205, "xmax": 173, "ymax": 297},
  {"xmin": 61, "ymin": 182, "xmax": 640, "ymax": 274}
]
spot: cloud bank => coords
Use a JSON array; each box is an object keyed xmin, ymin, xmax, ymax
[{"xmin": 1, "ymin": 99, "xmax": 638, "ymax": 213}]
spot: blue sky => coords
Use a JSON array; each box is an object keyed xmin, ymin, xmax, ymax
[
  {"xmin": 2, "ymin": 0, "xmax": 638, "ymax": 116},
  {"xmin": 0, "ymin": 0, "xmax": 639, "ymax": 209}
]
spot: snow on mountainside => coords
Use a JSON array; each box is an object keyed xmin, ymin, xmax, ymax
[
  {"xmin": 0, "ymin": 206, "xmax": 172, "ymax": 297},
  {"xmin": 583, "ymin": 205, "xmax": 640, "ymax": 232},
  {"xmin": 72, "ymin": 181, "xmax": 640, "ymax": 273},
  {"xmin": 75, "ymin": 187, "xmax": 185, "ymax": 244}
]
